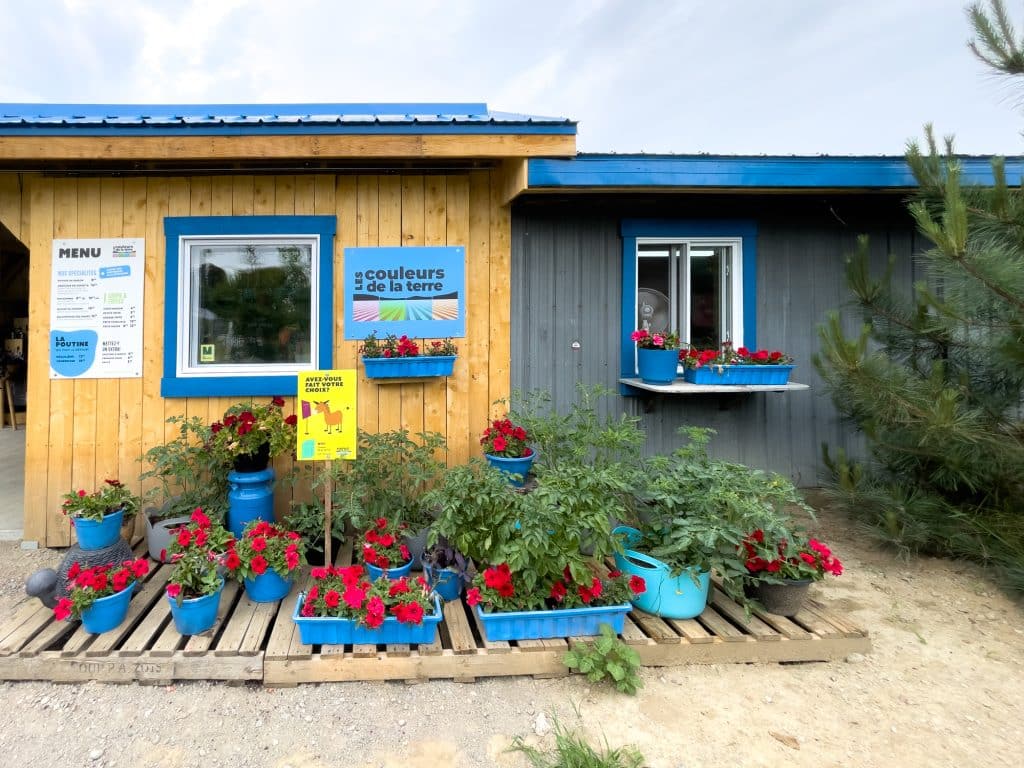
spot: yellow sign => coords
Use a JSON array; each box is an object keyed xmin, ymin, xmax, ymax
[{"xmin": 297, "ymin": 370, "xmax": 358, "ymax": 461}]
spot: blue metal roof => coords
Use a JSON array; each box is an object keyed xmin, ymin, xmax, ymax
[
  {"xmin": 0, "ymin": 103, "xmax": 576, "ymax": 136},
  {"xmin": 528, "ymin": 154, "xmax": 1024, "ymax": 189}
]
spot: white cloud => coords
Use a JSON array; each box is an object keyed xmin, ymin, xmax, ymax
[{"xmin": 0, "ymin": 0, "xmax": 1021, "ymax": 154}]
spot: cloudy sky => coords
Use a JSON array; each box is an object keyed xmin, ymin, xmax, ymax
[{"xmin": 1, "ymin": 0, "xmax": 1022, "ymax": 155}]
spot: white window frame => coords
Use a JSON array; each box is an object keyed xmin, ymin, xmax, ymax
[
  {"xmin": 634, "ymin": 236, "xmax": 744, "ymax": 350},
  {"xmin": 175, "ymin": 234, "xmax": 322, "ymax": 379}
]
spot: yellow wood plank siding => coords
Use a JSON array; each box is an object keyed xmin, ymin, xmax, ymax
[
  {"xmin": 14, "ymin": 173, "xmax": 512, "ymax": 545},
  {"xmin": 0, "ymin": 133, "xmax": 576, "ymax": 162}
]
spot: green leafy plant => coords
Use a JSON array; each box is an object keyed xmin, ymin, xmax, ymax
[
  {"xmin": 635, "ymin": 426, "xmax": 810, "ymax": 600},
  {"xmin": 139, "ymin": 415, "xmax": 229, "ymax": 523},
  {"xmin": 347, "ymin": 429, "xmax": 448, "ymax": 532},
  {"xmin": 563, "ymin": 623, "xmax": 643, "ymax": 695},
  {"xmin": 164, "ymin": 508, "xmax": 234, "ymax": 605},
  {"xmin": 424, "ymin": 337, "xmax": 458, "ymax": 356},
  {"xmin": 62, "ymin": 479, "xmax": 140, "ymax": 522},
  {"xmin": 509, "ymin": 713, "xmax": 645, "ymax": 767}
]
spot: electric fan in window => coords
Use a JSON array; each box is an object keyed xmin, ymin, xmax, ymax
[{"xmin": 637, "ymin": 288, "xmax": 670, "ymax": 332}]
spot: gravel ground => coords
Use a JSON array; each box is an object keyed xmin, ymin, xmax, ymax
[{"xmin": 0, "ymin": 505, "xmax": 1021, "ymax": 768}]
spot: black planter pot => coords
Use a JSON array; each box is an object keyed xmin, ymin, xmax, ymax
[
  {"xmin": 754, "ymin": 579, "xmax": 812, "ymax": 617},
  {"xmin": 305, "ymin": 536, "xmax": 344, "ymax": 567},
  {"xmin": 232, "ymin": 442, "xmax": 271, "ymax": 473}
]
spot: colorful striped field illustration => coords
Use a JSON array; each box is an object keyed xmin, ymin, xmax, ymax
[{"xmin": 352, "ymin": 292, "xmax": 459, "ymax": 322}]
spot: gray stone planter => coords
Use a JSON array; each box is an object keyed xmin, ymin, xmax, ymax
[{"xmin": 754, "ymin": 579, "xmax": 812, "ymax": 617}]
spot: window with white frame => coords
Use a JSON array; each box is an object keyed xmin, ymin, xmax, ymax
[
  {"xmin": 179, "ymin": 237, "xmax": 318, "ymax": 375},
  {"xmin": 619, "ymin": 220, "xmax": 756, "ymax": 385},
  {"xmin": 163, "ymin": 216, "xmax": 335, "ymax": 397},
  {"xmin": 635, "ymin": 238, "xmax": 743, "ymax": 350}
]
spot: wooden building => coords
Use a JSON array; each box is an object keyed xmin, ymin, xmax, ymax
[
  {"xmin": 0, "ymin": 103, "xmax": 576, "ymax": 546},
  {"xmin": 0, "ymin": 104, "xmax": 1018, "ymax": 548}
]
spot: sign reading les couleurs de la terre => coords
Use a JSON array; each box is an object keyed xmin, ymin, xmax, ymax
[{"xmin": 343, "ymin": 246, "xmax": 465, "ymax": 340}]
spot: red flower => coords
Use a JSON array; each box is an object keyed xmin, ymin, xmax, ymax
[
  {"xmin": 67, "ymin": 562, "xmax": 81, "ymax": 580},
  {"xmin": 343, "ymin": 585, "xmax": 366, "ymax": 608},
  {"xmin": 492, "ymin": 436, "xmax": 507, "ymax": 453},
  {"xmin": 549, "ymin": 581, "xmax": 567, "ymax": 602},
  {"xmin": 285, "ymin": 415, "xmax": 297, "ymax": 426},
  {"xmin": 53, "ymin": 598, "xmax": 73, "ymax": 621},
  {"xmin": 628, "ymin": 575, "xmax": 646, "ymax": 595},
  {"xmin": 131, "ymin": 559, "xmax": 149, "ymax": 579},
  {"xmin": 376, "ymin": 517, "xmax": 388, "ymax": 529},
  {"xmin": 166, "ymin": 583, "xmax": 181, "ymax": 599},
  {"xmin": 497, "ymin": 581, "xmax": 515, "ymax": 598},
  {"xmin": 271, "ymin": 396, "xmax": 285, "ymax": 407},
  {"xmin": 364, "ymin": 611, "xmax": 384, "ymax": 628},
  {"xmin": 225, "ymin": 551, "xmax": 241, "ymax": 571},
  {"xmin": 766, "ymin": 559, "xmax": 782, "ymax": 573},
  {"xmin": 250, "ymin": 555, "xmax": 268, "ymax": 575},
  {"xmin": 378, "ymin": 533, "xmax": 394, "ymax": 548},
  {"xmin": 466, "ymin": 587, "xmax": 481, "ymax": 607},
  {"xmin": 176, "ymin": 528, "xmax": 191, "ymax": 547},
  {"xmin": 190, "ymin": 508, "xmax": 211, "ymax": 528},
  {"xmin": 285, "ymin": 550, "xmax": 300, "ymax": 570},
  {"xmin": 607, "ymin": 569, "xmax": 621, "ymax": 578},
  {"xmin": 399, "ymin": 544, "xmax": 410, "ymax": 561},
  {"xmin": 324, "ymin": 590, "xmax": 341, "ymax": 608},
  {"xmin": 311, "ymin": 567, "xmax": 328, "ymax": 580},
  {"xmin": 388, "ymin": 580, "xmax": 410, "ymax": 597},
  {"xmin": 250, "ymin": 536, "xmax": 267, "ymax": 552},
  {"xmin": 211, "ymin": 422, "xmax": 223, "ymax": 434}
]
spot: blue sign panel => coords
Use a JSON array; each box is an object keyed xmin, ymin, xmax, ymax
[{"xmin": 343, "ymin": 246, "xmax": 466, "ymax": 340}]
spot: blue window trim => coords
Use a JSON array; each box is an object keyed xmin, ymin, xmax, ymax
[
  {"xmin": 620, "ymin": 219, "xmax": 757, "ymax": 391},
  {"xmin": 162, "ymin": 215, "xmax": 336, "ymax": 398}
]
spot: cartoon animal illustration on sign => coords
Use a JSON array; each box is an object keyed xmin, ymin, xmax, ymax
[{"xmin": 314, "ymin": 401, "xmax": 344, "ymax": 433}]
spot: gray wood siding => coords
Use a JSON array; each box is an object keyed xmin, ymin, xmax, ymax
[{"xmin": 510, "ymin": 195, "xmax": 921, "ymax": 485}]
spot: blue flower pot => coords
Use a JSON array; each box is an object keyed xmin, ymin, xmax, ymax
[
  {"xmin": 475, "ymin": 602, "xmax": 632, "ymax": 641},
  {"xmin": 484, "ymin": 451, "xmax": 536, "ymax": 487},
  {"xmin": 683, "ymin": 364, "xmax": 794, "ymax": 386},
  {"xmin": 293, "ymin": 594, "xmax": 443, "ymax": 645},
  {"xmin": 362, "ymin": 355, "xmax": 456, "ymax": 379},
  {"xmin": 74, "ymin": 508, "xmax": 124, "ymax": 551},
  {"xmin": 422, "ymin": 561, "xmax": 463, "ymax": 602},
  {"xmin": 227, "ymin": 467, "xmax": 276, "ymax": 539},
  {"xmin": 167, "ymin": 580, "xmax": 224, "ymax": 635},
  {"xmin": 636, "ymin": 347, "xmax": 681, "ymax": 385},
  {"xmin": 613, "ymin": 526, "xmax": 710, "ymax": 619},
  {"xmin": 365, "ymin": 558, "xmax": 413, "ymax": 581},
  {"xmin": 80, "ymin": 583, "xmax": 134, "ymax": 634},
  {"xmin": 244, "ymin": 569, "xmax": 293, "ymax": 603}
]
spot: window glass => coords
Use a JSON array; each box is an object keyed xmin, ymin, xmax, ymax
[
  {"xmin": 188, "ymin": 240, "xmax": 313, "ymax": 368},
  {"xmin": 635, "ymin": 239, "xmax": 737, "ymax": 349}
]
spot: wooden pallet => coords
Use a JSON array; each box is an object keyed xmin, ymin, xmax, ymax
[{"xmin": 0, "ymin": 543, "xmax": 870, "ymax": 686}]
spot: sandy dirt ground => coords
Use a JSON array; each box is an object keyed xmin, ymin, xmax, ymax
[{"xmin": 0, "ymin": 504, "xmax": 1020, "ymax": 768}]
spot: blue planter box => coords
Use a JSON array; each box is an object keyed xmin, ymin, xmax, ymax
[
  {"xmin": 362, "ymin": 356, "xmax": 456, "ymax": 379},
  {"xmin": 292, "ymin": 593, "xmax": 443, "ymax": 645},
  {"xmin": 683, "ymin": 364, "xmax": 793, "ymax": 385},
  {"xmin": 475, "ymin": 602, "xmax": 632, "ymax": 641}
]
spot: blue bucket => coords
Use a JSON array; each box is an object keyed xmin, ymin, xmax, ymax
[
  {"xmin": 366, "ymin": 558, "xmax": 413, "ymax": 582},
  {"xmin": 74, "ymin": 509, "xmax": 124, "ymax": 551},
  {"xmin": 484, "ymin": 452, "xmax": 536, "ymax": 487},
  {"xmin": 613, "ymin": 526, "xmax": 710, "ymax": 619},
  {"xmin": 636, "ymin": 348, "xmax": 681, "ymax": 384},
  {"xmin": 167, "ymin": 580, "xmax": 224, "ymax": 635},
  {"xmin": 422, "ymin": 562, "xmax": 463, "ymax": 602},
  {"xmin": 80, "ymin": 583, "xmax": 134, "ymax": 634},
  {"xmin": 244, "ymin": 569, "xmax": 293, "ymax": 603}
]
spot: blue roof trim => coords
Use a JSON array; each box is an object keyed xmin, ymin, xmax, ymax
[
  {"xmin": 528, "ymin": 155, "xmax": 1024, "ymax": 189},
  {"xmin": 0, "ymin": 102, "xmax": 576, "ymax": 136}
]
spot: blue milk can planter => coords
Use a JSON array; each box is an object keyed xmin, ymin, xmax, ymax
[
  {"xmin": 613, "ymin": 526, "xmax": 710, "ymax": 619},
  {"xmin": 683, "ymin": 364, "xmax": 794, "ymax": 386},
  {"xmin": 365, "ymin": 558, "xmax": 414, "ymax": 581},
  {"xmin": 484, "ymin": 451, "xmax": 536, "ymax": 487},
  {"xmin": 227, "ymin": 467, "xmax": 276, "ymax": 539},
  {"xmin": 244, "ymin": 569, "xmax": 293, "ymax": 603},
  {"xmin": 362, "ymin": 355, "xmax": 456, "ymax": 380},
  {"xmin": 167, "ymin": 580, "xmax": 224, "ymax": 635},
  {"xmin": 636, "ymin": 347, "xmax": 681, "ymax": 384},
  {"xmin": 422, "ymin": 562, "xmax": 463, "ymax": 602},
  {"xmin": 292, "ymin": 593, "xmax": 443, "ymax": 645},
  {"xmin": 80, "ymin": 583, "xmax": 135, "ymax": 634},
  {"xmin": 74, "ymin": 508, "xmax": 124, "ymax": 551},
  {"xmin": 475, "ymin": 602, "xmax": 632, "ymax": 642}
]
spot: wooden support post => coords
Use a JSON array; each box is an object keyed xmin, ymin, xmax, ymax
[{"xmin": 323, "ymin": 462, "xmax": 333, "ymax": 566}]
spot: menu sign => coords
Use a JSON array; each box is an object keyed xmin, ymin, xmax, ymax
[{"xmin": 49, "ymin": 238, "xmax": 144, "ymax": 379}]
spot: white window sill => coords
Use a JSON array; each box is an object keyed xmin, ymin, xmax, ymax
[{"xmin": 619, "ymin": 377, "xmax": 810, "ymax": 394}]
